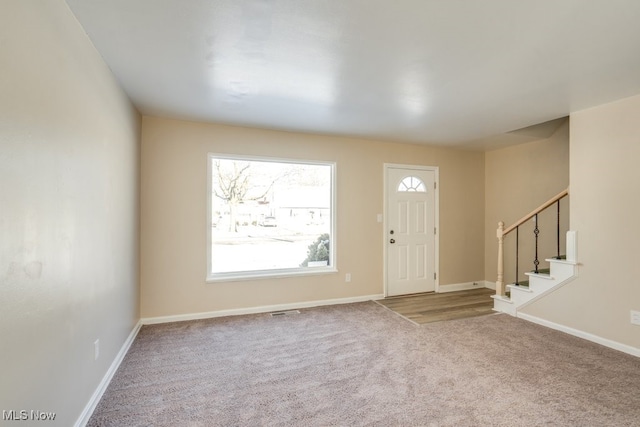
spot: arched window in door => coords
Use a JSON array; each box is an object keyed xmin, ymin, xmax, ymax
[{"xmin": 397, "ymin": 176, "xmax": 427, "ymax": 192}]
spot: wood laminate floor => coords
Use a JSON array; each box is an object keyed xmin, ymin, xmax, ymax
[{"xmin": 376, "ymin": 288, "xmax": 496, "ymax": 325}]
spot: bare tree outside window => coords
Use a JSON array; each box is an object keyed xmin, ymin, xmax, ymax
[{"xmin": 212, "ymin": 160, "xmax": 281, "ymax": 232}]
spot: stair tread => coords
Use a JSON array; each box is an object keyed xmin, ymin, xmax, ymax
[
  {"xmin": 508, "ymin": 284, "xmax": 533, "ymax": 293},
  {"xmin": 546, "ymin": 257, "xmax": 577, "ymax": 265},
  {"xmin": 511, "ymin": 280, "xmax": 529, "ymax": 287},
  {"xmin": 491, "ymin": 294, "xmax": 512, "ymax": 303},
  {"xmin": 531, "ymin": 268, "xmax": 550, "ymax": 274},
  {"xmin": 525, "ymin": 271, "xmax": 553, "ymax": 279}
]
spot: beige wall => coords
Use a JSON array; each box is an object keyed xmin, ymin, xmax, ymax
[
  {"xmin": 140, "ymin": 117, "xmax": 484, "ymax": 317},
  {"xmin": 0, "ymin": 2, "xmax": 140, "ymax": 425},
  {"xmin": 522, "ymin": 95, "xmax": 640, "ymax": 350},
  {"xmin": 484, "ymin": 121, "xmax": 570, "ymax": 283}
]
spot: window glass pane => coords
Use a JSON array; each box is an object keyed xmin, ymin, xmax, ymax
[
  {"xmin": 398, "ymin": 176, "xmax": 427, "ymax": 192},
  {"xmin": 210, "ymin": 156, "xmax": 333, "ymax": 277}
]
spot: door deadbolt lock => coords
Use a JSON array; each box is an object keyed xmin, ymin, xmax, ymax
[
  {"xmin": 390, "ymin": 230, "xmax": 394, "ymax": 234},
  {"xmin": 390, "ymin": 239, "xmax": 395, "ymax": 244}
]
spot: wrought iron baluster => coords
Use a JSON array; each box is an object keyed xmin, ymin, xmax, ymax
[
  {"xmin": 556, "ymin": 199, "xmax": 561, "ymax": 259},
  {"xmin": 533, "ymin": 213, "xmax": 540, "ymax": 273},
  {"xmin": 515, "ymin": 226, "xmax": 519, "ymax": 285}
]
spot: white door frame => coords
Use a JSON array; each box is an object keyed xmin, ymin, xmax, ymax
[{"xmin": 383, "ymin": 163, "xmax": 440, "ymax": 297}]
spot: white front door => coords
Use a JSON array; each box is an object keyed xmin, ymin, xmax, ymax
[{"xmin": 386, "ymin": 166, "xmax": 437, "ymax": 296}]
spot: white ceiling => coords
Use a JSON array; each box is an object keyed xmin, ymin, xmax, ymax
[{"xmin": 65, "ymin": 0, "xmax": 640, "ymax": 149}]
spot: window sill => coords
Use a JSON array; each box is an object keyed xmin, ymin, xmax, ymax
[{"xmin": 206, "ymin": 267, "xmax": 338, "ymax": 283}]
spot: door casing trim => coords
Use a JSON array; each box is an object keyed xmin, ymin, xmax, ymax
[{"xmin": 383, "ymin": 163, "xmax": 440, "ymax": 297}]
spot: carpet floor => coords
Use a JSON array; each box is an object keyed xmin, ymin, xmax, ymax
[{"xmin": 89, "ymin": 302, "xmax": 640, "ymax": 426}]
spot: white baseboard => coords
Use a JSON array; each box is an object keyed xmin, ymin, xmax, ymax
[
  {"xmin": 141, "ymin": 294, "xmax": 385, "ymax": 325},
  {"xmin": 75, "ymin": 320, "xmax": 142, "ymax": 427},
  {"xmin": 517, "ymin": 312, "xmax": 640, "ymax": 358},
  {"xmin": 438, "ymin": 281, "xmax": 489, "ymax": 293},
  {"xmin": 482, "ymin": 280, "xmax": 496, "ymax": 290}
]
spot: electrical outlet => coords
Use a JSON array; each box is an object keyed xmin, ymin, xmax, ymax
[
  {"xmin": 631, "ymin": 310, "xmax": 640, "ymax": 326},
  {"xmin": 345, "ymin": 273, "xmax": 351, "ymax": 283},
  {"xmin": 94, "ymin": 339, "xmax": 100, "ymax": 361},
  {"xmin": 473, "ymin": 282, "xmax": 478, "ymax": 286}
]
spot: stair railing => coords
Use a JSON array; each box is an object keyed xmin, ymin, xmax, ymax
[{"xmin": 496, "ymin": 189, "xmax": 569, "ymax": 296}]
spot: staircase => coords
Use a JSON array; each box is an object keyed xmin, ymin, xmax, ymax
[
  {"xmin": 492, "ymin": 189, "xmax": 578, "ymax": 316},
  {"xmin": 492, "ymin": 231, "xmax": 578, "ymax": 315}
]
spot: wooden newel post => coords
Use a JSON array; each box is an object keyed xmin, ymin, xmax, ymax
[{"xmin": 496, "ymin": 221, "xmax": 505, "ymax": 296}]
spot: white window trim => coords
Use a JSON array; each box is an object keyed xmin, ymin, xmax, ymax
[{"xmin": 206, "ymin": 153, "xmax": 337, "ymax": 282}]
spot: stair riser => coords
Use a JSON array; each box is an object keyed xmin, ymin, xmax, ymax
[
  {"xmin": 493, "ymin": 298, "xmax": 516, "ymax": 315},
  {"xmin": 548, "ymin": 261, "xmax": 575, "ymax": 279},
  {"xmin": 508, "ymin": 288, "xmax": 532, "ymax": 306},
  {"xmin": 528, "ymin": 281, "xmax": 556, "ymax": 294}
]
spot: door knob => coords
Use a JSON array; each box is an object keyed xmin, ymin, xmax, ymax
[{"xmin": 390, "ymin": 239, "xmax": 395, "ymax": 244}]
